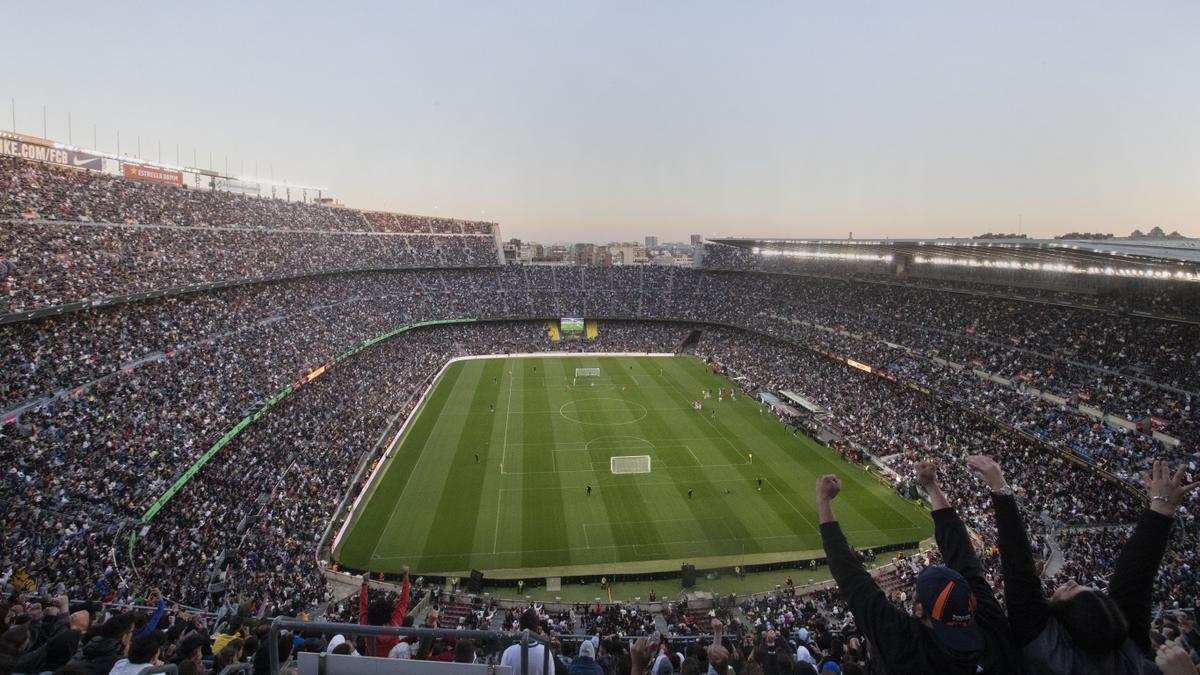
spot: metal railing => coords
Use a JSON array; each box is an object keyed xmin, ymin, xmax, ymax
[{"xmin": 268, "ymin": 619, "xmax": 552, "ymax": 675}]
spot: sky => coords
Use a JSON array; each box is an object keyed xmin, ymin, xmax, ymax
[{"xmin": 3, "ymin": 1, "xmax": 1199, "ymax": 242}]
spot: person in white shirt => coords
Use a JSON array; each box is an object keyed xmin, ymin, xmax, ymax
[{"xmin": 499, "ymin": 609, "xmax": 555, "ymax": 675}]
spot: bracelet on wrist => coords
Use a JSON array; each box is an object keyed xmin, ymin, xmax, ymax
[{"xmin": 991, "ymin": 485, "xmax": 1013, "ymax": 496}]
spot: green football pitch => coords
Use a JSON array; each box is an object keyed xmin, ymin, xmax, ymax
[{"xmin": 333, "ymin": 354, "xmax": 932, "ymax": 578}]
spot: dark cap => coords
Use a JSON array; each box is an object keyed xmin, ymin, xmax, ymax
[{"xmin": 915, "ymin": 567, "xmax": 983, "ymax": 653}]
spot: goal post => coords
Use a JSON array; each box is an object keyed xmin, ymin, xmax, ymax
[
  {"xmin": 575, "ymin": 367, "xmax": 601, "ymax": 377},
  {"xmin": 610, "ymin": 455, "xmax": 651, "ymax": 474}
]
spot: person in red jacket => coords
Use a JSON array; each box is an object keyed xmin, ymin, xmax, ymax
[{"xmin": 358, "ymin": 566, "xmax": 411, "ymax": 657}]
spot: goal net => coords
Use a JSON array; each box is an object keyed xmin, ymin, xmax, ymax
[
  {"xmin": 610, "ymin": 455, "xmax": 651, "ymax": 474},
  {"xmin": 575, "ymin": 367, "xmax": 601, "ymax": 377}
]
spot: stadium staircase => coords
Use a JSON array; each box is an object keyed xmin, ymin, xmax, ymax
[
  {"xmin": 872, "ymin": 568, "xmax": 909, "ymax": 596},
  {"xmin": 653, "ymin": 614, "xmax": 672, "ymax": 635},
  {"xmin": 435, "ymin": 599, "xmax": 474, "ymax": 628},
  {"xmin": 686, "ymin": 608, "xmax": 716, "ymax": 634},
  {"xmin": 676, "ymin": 330, "xmax": 702, "ymax": 354}
]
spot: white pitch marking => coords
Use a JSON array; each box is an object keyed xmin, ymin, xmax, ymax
[
  {"xmin": 763, "ymin": 478, "xmax": 820, "ymax": 530},
  {"xmin": 492, "ymin": 488, "xmax": 504, "ymax": 554},
  {"xmin": 499, "ymin": 362, "xmax": 516, "ymax": 475}
]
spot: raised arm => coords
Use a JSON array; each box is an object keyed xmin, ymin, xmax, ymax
[
  {"xmin": 389, "ymin": 566, "xmax": 412, "ymax": 626},
  {"xmin": 916, "ymin": 461, "xmax": 1007, "ymax": 628},
  {"xmin": 915, "ymin": 461, "xmax": 951, "ymax": 511},
  {"xmin": 358, "ymin": 571, "xmax": 370, "ymax": 624},
  {"xmin": 1109, "ymin": 460, "xmax": 1198, "ymax": 655},
  {"xmin": 967, "ymin": 455, "xmax": 1048, "ymax": 646},
  {"xmin": 134, "ymin": 593, "xmax": 167, "ymax": 639},
  {"xmin": 916, "ymin": 462, "xmax": 983, "ymax": 582},
  {"xmin": 816, "ymin": 475, "xmax": 918, "ymax": 659}
]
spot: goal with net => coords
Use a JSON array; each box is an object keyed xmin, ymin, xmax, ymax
[
  {"xmin": 573, "ymin": 367, "xmax": 601, "ymax": 386},
  {"xmin": 610, "ymin": 455, "xmax": 651, "ymax": 474}
]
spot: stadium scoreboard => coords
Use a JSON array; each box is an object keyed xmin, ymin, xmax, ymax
[{"xmin": 560, "ymin": 317, "xmax": 585, "ymax": 333}]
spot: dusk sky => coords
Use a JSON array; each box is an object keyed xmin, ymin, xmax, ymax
[{"xmin": 4, "ymin": 1, "xmax": 1199, "ymax": 242}]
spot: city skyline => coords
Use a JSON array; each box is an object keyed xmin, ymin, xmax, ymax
[{"xmin": 4, "ymin": 1, "xmax": 1199, "ymax": 241}]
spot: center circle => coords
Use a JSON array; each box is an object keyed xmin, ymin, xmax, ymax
[{"xmin": 559, "ymin": 398, "xmax": 648, "ymax": 426}]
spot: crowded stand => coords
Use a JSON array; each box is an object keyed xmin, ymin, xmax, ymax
[
  {"xmin": 0, "ymin": 156, "xmax": 495, "ymax": 234},
  {"xmin": 4, "ymin": 155, "xmax": 1200, "ymax": 673},
  {"xmin": 0, "ymin": 221, "xmax": 499, "ymax": 313}
]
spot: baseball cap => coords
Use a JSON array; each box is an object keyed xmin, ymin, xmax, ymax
[{"xmin": 915, "ymin": 566, "xmax": 983, "ymax": 654}]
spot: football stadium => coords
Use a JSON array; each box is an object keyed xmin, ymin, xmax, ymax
[{"xmin": 4, "ymin": 4, "xmax": 1200, "ymax": 674}]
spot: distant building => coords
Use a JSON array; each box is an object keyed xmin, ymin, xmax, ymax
[
  {"xmin": 541, "ymin": 245, "xmax": 571, "ymax": 262},
  {"xmin": 502, "ymin": 238, "xmax": 547, "ymax": 263},
  {"xmin": 610, "ymin": 244, "xmax": 648, "ymax": 265},
  {"xmin": 645, "ymin": 235, "xmax": 659, "ymax": 248},
  {"xmin": 690, "ymin": 234, "xmax": 703, "ymax": 246},
  {"xmin": 574, "ymin": 243, "xmax": 612, "ymax": 266}
]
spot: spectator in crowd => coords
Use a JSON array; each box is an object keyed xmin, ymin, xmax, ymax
[
  {"xmin": 75, "ymin": 613, "xmax": 135, "ymax": 675},
  {"xmin": 110, "ymin": 631, "xmax": 165, "ymax": 675},
  {"xmin": 173, "ymin": 632, "xmax": 210, "ymax": 675},
  {"xmin": 970, "ymin": 454, "xmax": 1200, "ymax": 674},
  {"xmin": 213, "ymin": 615, "xmax": 245, "ymax": 654},
  {"xmin": 358, "ymin": 566, "xmax": 411, "ymax": 657},
  {"xmin": 815, "ymin": 464, "xmax": 1016, "ymax": 674},
  {"xmin": 0, "ymin": 625, "xmax": 31, "ymax": 675},
  {"xmin": 500, "ymin": 609, "xmax": 555, "ymax": 675}
]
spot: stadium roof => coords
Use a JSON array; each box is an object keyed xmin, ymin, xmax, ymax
[{"xmin": 710, "ymin": 237, "xmax": 1200, "ymax": 282}]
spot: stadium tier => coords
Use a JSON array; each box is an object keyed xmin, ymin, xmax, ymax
[{"xmin": 2, "ymin": 153, "xmax": 1197, "ymax": 672}]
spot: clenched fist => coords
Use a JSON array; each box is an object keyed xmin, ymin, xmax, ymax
[{"xmin": 816, "ymin": 474, "xmax": 842, "ymax": 503}]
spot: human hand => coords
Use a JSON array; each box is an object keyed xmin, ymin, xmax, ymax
[
  {"xmin": 1155, "ymin": 640, "xmax": 1199, "ymax": 675},
  {"xmin": 632, "ymin": 635, "xmax": 658, "ymax": 662},
  {"xmin": 1143, "ymin": 460, "xmax": 1200, "ymax": 516},
  {"xmin": 815, "ymin": 475, "xmax": 842, "ymax": 503},
  {"xmin": 914, "ymin": 461, "xmax": 938, "ymax": 488},
  {"xmin": 966, "ymin": 455, "xmax": 1007, "ymax": 491},
  {"xmin": 707, "ymin": 645, "xmax": 731, "ymax": 674},
  {"xmin": 630, "ymin": 636, "xmax": 656, "ymax": 675}
]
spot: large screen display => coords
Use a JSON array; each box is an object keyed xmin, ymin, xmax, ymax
[{"xmin": 561, "ymin": 317, "xmax": 585, "ymax": 333}]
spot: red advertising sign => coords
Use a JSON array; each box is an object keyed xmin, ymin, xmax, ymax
[{"xmin": 123, "ymin": 163, "xmax": 183, "ymax": 185}]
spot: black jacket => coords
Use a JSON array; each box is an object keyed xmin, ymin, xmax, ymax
[
  {"xmin": 76, "ymin": 635, "xmax": 126, "ymax": 675},
  {"xmin": 993, "ymin": 493, "xmax": 1168, "ymax": 675},
  {"xmin": 821, "ymin": 507, "xmax": 1018, "ymax": 674}
]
